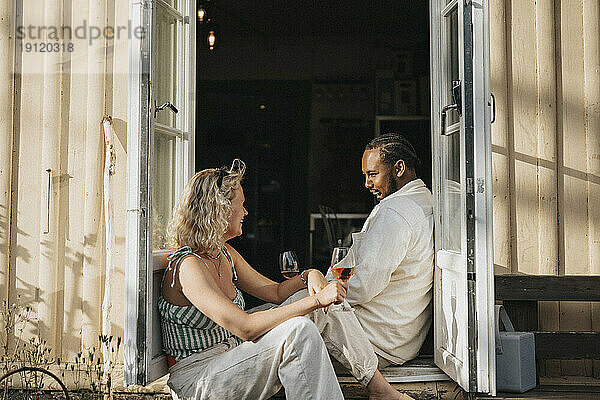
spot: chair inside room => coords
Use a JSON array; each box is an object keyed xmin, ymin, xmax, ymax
[{"xmin": 318, "ymin": 205, "xmax": 343, "ymax": 253}]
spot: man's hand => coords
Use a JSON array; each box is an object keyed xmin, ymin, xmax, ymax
[
  {"xmin": 305, "ymin": 269, "xmax": 328, "ymax": 296},
  {"xmin": 314, "ymin": 280, "xmax": 348, "ymax": 307}
]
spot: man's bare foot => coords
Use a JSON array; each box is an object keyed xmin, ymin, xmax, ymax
[{"xmin": 366, "ymin": 370, "xmax": 416, "ymax": 400}]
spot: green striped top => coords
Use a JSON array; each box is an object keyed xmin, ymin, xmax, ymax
[{"xmin": 158, "ymin": 246, "xmax": 245, "ymax": 360}]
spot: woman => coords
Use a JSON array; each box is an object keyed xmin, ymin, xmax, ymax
[{"xmin": 159, "ymin": 159, "xmax": 412, "ymax": 400}]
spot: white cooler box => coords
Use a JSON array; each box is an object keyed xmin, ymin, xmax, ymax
[{"xmin": 495, "ymin": 305, "xmax": 537, "ymax": 393}]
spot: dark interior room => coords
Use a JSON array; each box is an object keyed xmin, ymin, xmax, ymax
[{"xmin": 194, "ymin": 1, "xmax": 431, "ymax": 307}]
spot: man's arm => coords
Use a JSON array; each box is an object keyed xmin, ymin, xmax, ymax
[{"xmin": 333, "ymin": 207, "xmax": 411, "ymax": 305}]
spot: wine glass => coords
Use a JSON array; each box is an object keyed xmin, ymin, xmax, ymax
[
  {"xmin": 279, "ymin": 251, "xmax": 300, "ymax": 279},
  {"xmin": 330, "ymin": 247, "xmax": 355, "ymax": 283},
  {"xmin": 329, "ymin": 246, "xmax": 355, "ymax": 311}
]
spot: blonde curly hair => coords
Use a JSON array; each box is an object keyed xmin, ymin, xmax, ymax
[{"xmin": 166, "ymin": 159, "xmax": 246, "ymax": 254}]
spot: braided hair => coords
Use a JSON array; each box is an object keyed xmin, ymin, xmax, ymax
[{"xmin": 365, "ymin": 133, "xmax": 421, "ymax": 171}]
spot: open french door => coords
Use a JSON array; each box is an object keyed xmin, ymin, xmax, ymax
[
  {"xmin": 125, "ymin": 0, "xmax": 195, "ymax": 386},
  {"xmin": 430, "ymin": 0, "xmax": 495, "ymax": 395}
]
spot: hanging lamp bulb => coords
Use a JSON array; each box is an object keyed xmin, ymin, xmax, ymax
[
  {"xmin": 207, "ymin": 30, "xmax": 216, "ymax": 50},
  {"xmin": 197, "ymin": 7, "xmax": 206, "ymax": 23}
]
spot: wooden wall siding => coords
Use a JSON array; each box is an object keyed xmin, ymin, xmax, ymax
[
  {"xmin": 583, "ymin": 0, "xmax": 600, "ymax": 379},
  {"xmin": 491, "ymin": 0, "xmax": 600, "ymax": 377},
  {"xmin": 3, "ymin": 0, "xmax": 129, "ymax": 364},
  {"xmin": 0, "ymin": 0, "xmax": 14, "ymax": 349},
  {"xmin": 489, "ymin": 0, "xmax": 512, "ymax": 274}
]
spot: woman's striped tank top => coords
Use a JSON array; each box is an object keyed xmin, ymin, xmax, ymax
[{"xmin": 157, "ymin": 246, "xmax": 245, "ymax": 360}]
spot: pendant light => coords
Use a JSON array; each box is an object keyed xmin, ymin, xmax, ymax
[
  {"xmin": 197, "ymin": 7, "xmax": 207, "ymax": 23},
  {"xmin": 207, "ymin": 30, "xmax": 216, "ymax": 50}
]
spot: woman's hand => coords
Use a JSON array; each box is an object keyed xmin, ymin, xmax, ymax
[
  {"xmin": 314, "ymin": 280, "xmax": 348, "ymax": 307},
  {"xmin": 305, "ymin": 269, "xmax": 328, "ymax": 296}
]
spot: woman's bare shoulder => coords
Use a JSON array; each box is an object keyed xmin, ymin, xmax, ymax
[{"xmin": 223, "ymin": 242, "xmax": 240, "ymax": 255}]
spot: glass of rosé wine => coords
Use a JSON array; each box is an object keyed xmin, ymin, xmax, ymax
[
  {"xmin": 279, "ymin": 251, "xmax": 300, "ymax": 280},
  {"xmin": 329, "ymin": 246, "xmax": 355, "ymax": 311}
]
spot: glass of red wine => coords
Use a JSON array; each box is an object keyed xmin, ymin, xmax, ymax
[
  {"xmin": 329, "ymin": 246, "xmax": 355, "ymax": 311},
  {"xmin": 279, "ymin": 251, "xmax": 300, "ymax": 280}
]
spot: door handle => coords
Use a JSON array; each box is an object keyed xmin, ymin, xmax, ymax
[
  {"xmin": 441, "ymin": 80, "xmax": 462, "ymax": 136},
  {"xmin": 489, "ymin": 92, "xmax": 496, "ymax": 124},
  {"xmin": 441, "ymin": 103, "xmax": 458, "ymax": 136},
  {"xmin": 154, "ymin": 101, "xmax": 179, "ymax": 118}
]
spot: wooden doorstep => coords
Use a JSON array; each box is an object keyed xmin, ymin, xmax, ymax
[
  {"xmin": 272, "ymin": 381, "xmax": 459, "ymax": 399},
  {"xmin": 337, "ymin": 365, "xmax": 450, "ymax": 384}
]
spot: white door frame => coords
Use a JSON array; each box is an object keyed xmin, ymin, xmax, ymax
[
  {"xmin": 125, "ymin": 0, "xmax": 195, "ymax": 386},
  {"xmin": 430, "ymin": 0, "xmax": 495, "ymax": 394}
]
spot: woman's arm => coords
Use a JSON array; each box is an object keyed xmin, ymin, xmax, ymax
[
  {"xmin": 178, "ymin": 255, "xmax": 346, "ymax": 341},
  {"xmin": 226, "ymin": 244, "xmax": 327, "ymax": 304}
]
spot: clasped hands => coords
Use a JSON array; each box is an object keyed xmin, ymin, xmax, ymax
[{"xmin": 304, "ymin": 269, "xmax": 348, "ymax": 308}]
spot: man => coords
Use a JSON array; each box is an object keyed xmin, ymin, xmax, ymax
[{"xmin": 326, "ymin": 133, "xmax": 434, "ymax": 368}]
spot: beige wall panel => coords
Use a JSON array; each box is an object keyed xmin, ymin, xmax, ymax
[
  {"xmin": 62, "ymin": 114, "xmax": 86, "ymax": 362},
  {"xmin": 537, "ymin": 167, "xmax": 558, "ymax": 274},
  {"xmin": 490, "ymin": 0, "xmax": 511, "ymax": 273},
  {"xmin": 0, "ymin": 0, "xmax": 14, "ymax": 306},
  {"xmin": 13, "ymin": 0, "xmax": 46, "ymax": 343},
  {"xmin": 510, "ymin": 0, "xmax": 539, "ymax": 274},
  {"xmin": 60, "ymin": 0, "xmax": 91, "ymax": 359},
  {"xmin": 38, "ymin": 0, "xmax": 63, "ymax": 357},
  {"xmin": 514, "ymin": 163, "xmax": 539, "ymax": 274},
  {"xmin": 106, "ymin": 0, "xmax": 132, "ymax": 343},
  {"xmin": 492, "ymin": 154, "xmax": 511, "ymax": 272},
  {"xmin": 81, "ymin": 0, "xmax": 107, "ymax": 351},
  {"xmin": 510, "ymin": 0, "xmax": 537, "ymax": 157},
  {"xmin": 559, "ymin": 0, "xmax": 589, "ymax": 375},
  {"xmin": 109, "ymin": 139, "xmax": 127, "ymax": 343},
  {"xmin": 560, "ymin": 2, "xmax": 588, "ymax": 275},
  {"xmin": 490, "ymin": 0, "xmax": 508, "ymax": 150},
  {"xmin": 583, "ymin": 0, "xmax": 600, "ymax": 274},
  {"xmin": 535, "ymin": 0, "xmax": 558, "ymax": 276},
  {"xmin": 535, "ymin": 0, "xmax": 557, "ymax": 163}
]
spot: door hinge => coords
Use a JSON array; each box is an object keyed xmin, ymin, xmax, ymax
[
  {"xmin": 466, "ymin": 178, "xmax": 474, "ymax": 194},
  {"xmin": 476, "ymin": 178, "xmax": 485, "ymax": 193}
]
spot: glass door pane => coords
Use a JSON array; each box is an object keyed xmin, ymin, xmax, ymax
[
  {"xmin": 444, "ymin": 8, "xmax": 460, "ymax": 126},
  {"xmin": 155, "ymin": 5, "xmax": 180, "ymax": 128},
  {"xmin": 440, "ymin": 5, "xmax": 461, "ymax": 253},
  {"xmin": 152, "ymin": 1, "xmax": 185, "ymax": 251},
  {"xmin": 152, "ymin": 132, "xmax": 177, "ymax": 249}
]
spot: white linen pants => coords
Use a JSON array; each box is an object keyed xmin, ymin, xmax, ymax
[
  {"xmin": 167, "ymin": 316, "xmax": 341, "ymax": 400},
  {"xmin": 167, "ymin": 290, "xmax": 378, "ymax": 400},
  {"xmin": 281, "ymin": 289, "xmax": 378, "ymax": 386}
]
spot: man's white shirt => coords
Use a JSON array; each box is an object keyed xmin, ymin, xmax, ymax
[{"xmin": 326, "ymin": 178, "xmax": 434, "ymax": 364}]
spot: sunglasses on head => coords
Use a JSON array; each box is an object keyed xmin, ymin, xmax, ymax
[
  {"xmin": 216, "ymin": 168, "xmax": 228, "ymax": 188},
  {"xmin": 216, "ymin": 159, "xmax": 243, "ymax": 189}
]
